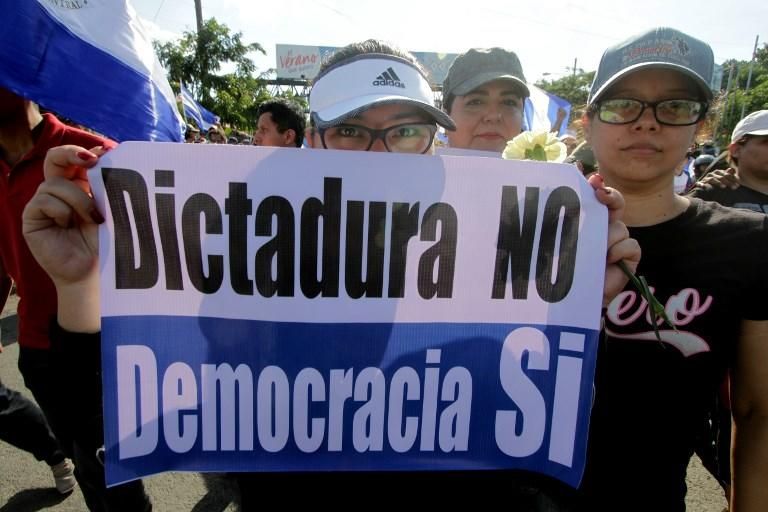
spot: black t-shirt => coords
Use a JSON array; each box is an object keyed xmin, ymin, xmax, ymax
[
  {"xmin": 689, "ymin": 183, "xmax": 768, "ymax": 213},
  {"xmin": 578, "ymin": 198, "xmax": 768, "ymax": 510},
  {"xmin": 54, "ymin": 198, "xmax": 768, "ymax": 510}
]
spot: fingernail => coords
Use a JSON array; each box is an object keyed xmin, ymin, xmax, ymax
[
  {"xmin": 90, "ymin": 208, "xmax": 105, "ymax": 224},
  {"xmin": 592, "ymin": 174, "xmax": 609, "ymax": 191},
  {"xmin": 592, "ymin": 174, "xmax": 604, "ymax": 187},
  {"xmin": 77, "ymin": 151, "xmax": 96, "ymax": 161}
]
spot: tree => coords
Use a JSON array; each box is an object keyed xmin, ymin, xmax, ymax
[
  {"xmin": 154, "ymin": 18, "xmax": 269, "ymax": 128},
  {"xmin": 713, "ymin": 44, "xmax": 768, "ymax": 146},
  {"xmin": 535, "ymin": 70, "xmax": 596, "ymax": 110}
]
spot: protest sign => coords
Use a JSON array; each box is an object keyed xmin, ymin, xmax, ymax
[{"xmin": 91, "ymin": 143, "xmax": 606, "ymax": 486}]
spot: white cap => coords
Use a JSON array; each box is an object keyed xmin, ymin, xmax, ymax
[
  {"xmin": 310, "ymin": 54, "xmax": 455, "ymax": 130},
  {"xmin": 731, "ymin": 110, "xmax": 768, "ymax": 143}
]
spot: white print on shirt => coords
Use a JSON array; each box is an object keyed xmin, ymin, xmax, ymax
[{"xmin": 605, "ymin": 287, "xmax": 713, "ymax": 357}]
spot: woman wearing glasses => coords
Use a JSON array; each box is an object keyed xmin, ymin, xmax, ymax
[
  {"xmin": 578, "ymin": 28, "xmax": 768, "ymax": 511},
  {"xmin": 305, "ymin": 41, "xmax": 452, "ymax": 154}
]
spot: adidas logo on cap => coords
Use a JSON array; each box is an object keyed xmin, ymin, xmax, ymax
[{"xmin": 373, "ymin": 67, "xmax": 406, "ymax": 88}]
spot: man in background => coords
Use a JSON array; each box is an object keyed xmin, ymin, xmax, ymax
[
  {"xmin": 207, "ymin": 125, "xmax": 226, "ymax": 144},
  {"xmin": 687, "ymin": 109, "xmax": 768, "ymax": 501},
  {"xmin": 691, "ymin": 109, "xmax": 768, "ymax": 213},
  {"xmin": 0, "ymin": 256, "xmax": 76, "ymax": 494},
  {"xmin": 253, "ymin": 99, "xmax": 306, "ymax": 148}
]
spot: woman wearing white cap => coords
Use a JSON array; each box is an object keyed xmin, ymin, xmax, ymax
[
  {"xmin": 306, "ymin": 40, "xmax": 455, "ymax": 154},
  {"xmin": 21, "ymin": 39, "xmax": 639, "ymax": 508},
  {"xmin": 580, "ymin": 27, "xmax": 768, "ymax": 511}
]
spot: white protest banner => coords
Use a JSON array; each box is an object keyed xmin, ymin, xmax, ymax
[{"xmin": 90, "ymin": 143, "xmax": 606, "ymax": 486}]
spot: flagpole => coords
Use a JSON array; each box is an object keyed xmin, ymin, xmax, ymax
[
  {"xmin": 194, "ymin": 0, "xmax": 203, "ymax": 34},
  {"xmin": 713, "ymin": 63, "xmax": 736, "ymax": 142},
  {"xmin": 178, "ymin": 78, "xmax": 188, "ymax": 124},
  {"xmin": 739, "ymin": 35, "xmax": 759, "ymax": 120}
]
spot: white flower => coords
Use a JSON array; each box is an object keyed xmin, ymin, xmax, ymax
[{"xmin": 502, "ymin": 130, "xmax": 567, "ymax": 163}]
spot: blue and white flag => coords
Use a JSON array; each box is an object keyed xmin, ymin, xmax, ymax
[
  {"xmin": 0, "ymin": 0, "xmax": 184, "ymax": 142},
  {"xmin": 179, "ymin": 81, "xmax": 220, "ymax": 132},
  {"xmin": 524, "ymin": 85, "xmax": 572, "ymax": 137}
]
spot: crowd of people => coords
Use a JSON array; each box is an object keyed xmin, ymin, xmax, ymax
[
  {"xmin": 183, "ymin": 98, "xmax": 307, "ymax": 149},
  {"xmin": 2, "ymin": 23, "xmax": 768, "ymax": 512}
]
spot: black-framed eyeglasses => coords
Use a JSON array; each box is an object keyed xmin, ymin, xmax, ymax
[
  {"xmin": 318, "ymin": 122, "xmax": 437, "ymax": 154},
  {"xmin": 593, "ymin": 98, "xmax": 708, "ymax": 126}
]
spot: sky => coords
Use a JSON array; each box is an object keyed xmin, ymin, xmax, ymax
[{"xmin": 133, "ymin": 0, "xmax": 767, "ymax": 84}]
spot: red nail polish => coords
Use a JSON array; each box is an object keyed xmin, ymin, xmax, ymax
[
  {"xmin": 90, "ymin": 208, "xmax": 105, "ymax": 224},
  {"xmin": 77, "ymin": 151, "xmax": 95, "ymax": 161}
]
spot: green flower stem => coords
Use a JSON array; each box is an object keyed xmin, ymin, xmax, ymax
[{"xmin": 616, "ymin": 260, "xmax": 677, "ymax": 342}]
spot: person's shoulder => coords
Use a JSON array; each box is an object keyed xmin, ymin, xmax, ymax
[
  {"xmin": 45, "ymin": 114, "xmax": 112, "ymax": 148},
  {"xmin": 60, "ymin": 124, "xmax": 110, "ymax": 148},
  {"xmin": 685, "ymin": 199, "xmax": 768, "ymax": 267},
  {"xmin": 689, "ymin": 197, "xmax": 768, "ymax": 232},
  {"xmin": 690, "ymin": 185, "xmax": 768, "ymax": 215}
]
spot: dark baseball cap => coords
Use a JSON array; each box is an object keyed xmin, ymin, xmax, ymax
[
  {"xmin": 694, "ymin": 154, "xmax": 715, "ymax": 167},
  {"xmin": 588, "ymin": 27, "xmax": 714, "ymax": 104},
  {"xmin": 443, "ymin": 48, "xmax": 530, "ymax": 106}
]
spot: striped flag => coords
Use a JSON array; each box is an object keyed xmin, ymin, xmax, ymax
[
  {"xmin": 524, "ymin": 85, "xmax": 572, "ymax": 136},
  {"xmin": 0, "ymin": 0, "xmax": 184, "ymax": 142},
  {"xmin": 179, "ymin": 81, "xmax": 220, "ymax": 132}
]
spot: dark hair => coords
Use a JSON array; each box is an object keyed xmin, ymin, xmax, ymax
[{"xmin": 256, "ymin": 99, "xmax": 306, "ymax": 148}]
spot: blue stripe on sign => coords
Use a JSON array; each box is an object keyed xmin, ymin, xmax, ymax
[
  {"xmin": 102, "ymin": 316, "xmax": 598, "ymax": 488},
  {"xmin": 0, "ymin": 1, "xmax": 183, "ymax": 142}
]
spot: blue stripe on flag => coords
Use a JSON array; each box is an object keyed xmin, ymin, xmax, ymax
[
  {"xmin": 0, "ymin": 1, "xmax": 183, "ymax": 142},
  {"xmin": 180, "ymin": 82, "xmax": 220, "ymax": 132},
  {"xmin": 523, "ymin": 85, "xmax": 571, "ymax": 136}
]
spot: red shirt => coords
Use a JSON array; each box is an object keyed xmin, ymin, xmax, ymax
[{"xmin": 0, "ymin": 113, "xmax": 112, "ymax": 349}]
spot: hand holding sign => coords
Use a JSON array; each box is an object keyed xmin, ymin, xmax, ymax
[
  {"xmin": 22, "ymin": 144, "xmax": 107, "ymax": 333},
  {"xmin": 587, "ymin": 174, "xmax": 640, "ymax": 306}
]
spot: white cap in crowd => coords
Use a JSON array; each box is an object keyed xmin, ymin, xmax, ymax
[{"xmin": 731, "ymin": 110, "xmax": 768, "ymax": 143}]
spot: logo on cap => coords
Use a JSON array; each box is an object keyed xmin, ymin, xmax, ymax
[
  {"xmin": 373, "ymin": 67, "xmax": 405, "ymax": 89},
  {"xmin": 623, "ymin": 36, "xmax": 693, "ymax": 66}
]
